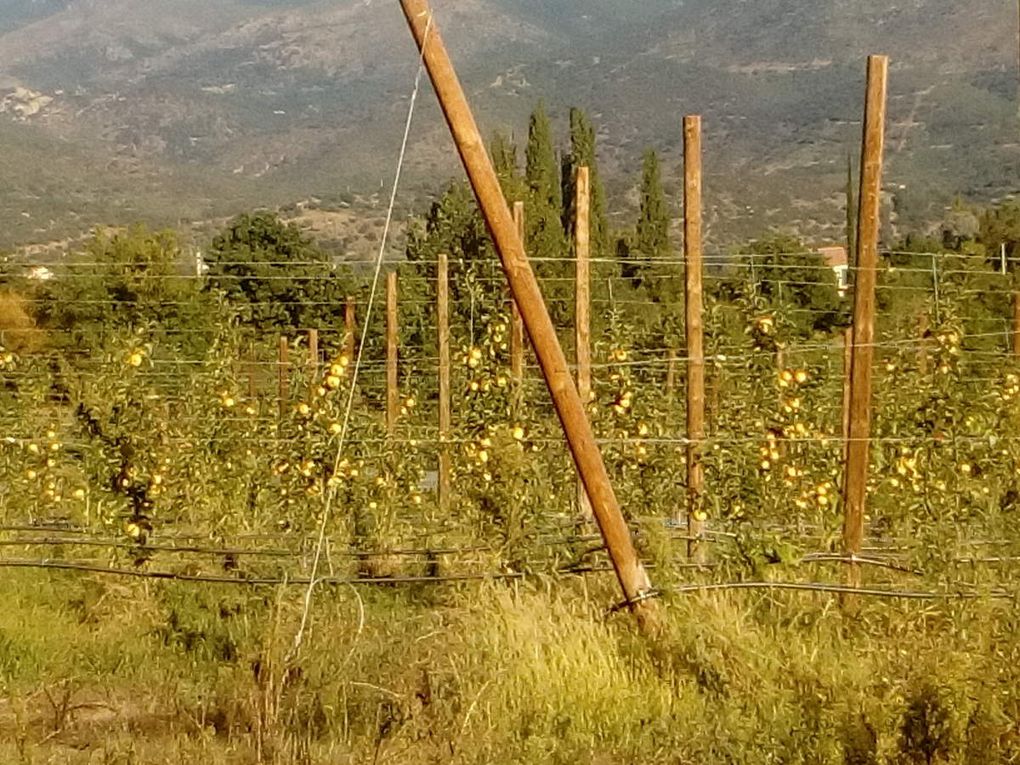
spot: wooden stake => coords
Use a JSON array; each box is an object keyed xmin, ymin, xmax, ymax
[
  {"xmin": 510, "ymin": 201, "xmax": 526, "ymax": 383},
  {"xmin": 684, "ymin": 115, "xmax": 707, "ymax": 562},
  {"xmin": 307, "ymin": 328, "xmax": 319, "ymax": 371},
  {"xmin": 841, "ymin": 326, "xmax": 853, "ymax": 461},
  {"xmin": 399, "ymin": 0, "xmax": 655, "ymax": 628},
  {"xmin": 574, "ymin": 167, "xmax": 593, "ymax": 521},
  {"xmin": 842, "ymin": 55, "xmax": 888, "ymax": 593},
  {"xmin": 386, "ymin": 272, "xmax": 399, "ymax": 436},
  {"xmin": 437, "ymin": 253, "xmax": 452, "ymax": 515},
  {"xmin": 278, "ymin": 336, "xmax": 290, "ymax": 419},
  {"xmin": 1013, "ymin": 292, "xmax": 1020, "ymax": 358},
  {"xmin": 345, "ymin": 296, "xmax": 356, "ymax": 362}
]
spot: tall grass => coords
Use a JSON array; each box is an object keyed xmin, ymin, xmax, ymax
[{"xmin": 0, "ymin": 570, "xmax": 1016, "ymax": 764}]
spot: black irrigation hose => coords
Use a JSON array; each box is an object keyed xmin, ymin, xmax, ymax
[{"xmin": 0, "ymin": 559, "xmax": 1014, "ymax": 604}]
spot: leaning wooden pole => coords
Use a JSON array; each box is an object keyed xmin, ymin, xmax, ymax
[
  {"xmin": 684, "ymin": 115, "xmax": 707, "ymax": 563},
  {"xmin": 399, "ymin": 0, "xmax": 655, "ymax": 626},
  {"xmin": 842, "ymin": 55, "xmax": 889, "ymax": 592},
  {"xmin": 574, "ymin": 167, "xmax": 593, "ymax": 522}
]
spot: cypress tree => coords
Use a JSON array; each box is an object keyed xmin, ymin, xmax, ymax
[
  {"xmin": 846, "ymin": 151, "xmax": 857, "ymax": 264},
  {"xmin": 490, "ymin": 130, "xmax": 525, "ymax": 203},
  {"xmin": 632, "ymin": 148, "xmax": 671, "ymax": 294},
  {"xmin": 562, "ymin": 107, "xmax": 610, "ymax": 265},
  {"xmin": 524, "ymin": 102, "xmax": 569, "ymax": 320}
]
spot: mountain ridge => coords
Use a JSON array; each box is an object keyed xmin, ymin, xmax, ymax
[{"xmin": 0, "ymin": 0, "xmax": 1016, "ymax": 249}]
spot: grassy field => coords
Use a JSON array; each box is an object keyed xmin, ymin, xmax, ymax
[{"xmin": 0, "ymin": 570, "xmax": 1017, "ymax": 764}]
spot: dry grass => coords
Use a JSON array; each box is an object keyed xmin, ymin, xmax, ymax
[{"xmin": 0, "ymin": 570, "xmax": 1016, "ymax": 764}]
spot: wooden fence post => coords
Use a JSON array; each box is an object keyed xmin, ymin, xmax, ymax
[
  {"xmin": 278, "ymin": 336, "xmax": 290, "ymax": 419},
  {"xmin": 399, "ymin": 0, "xmax": 656, "ymax": 629},
  {"xmin": 386, "ymin": 272, "xmax": 399, "ymax": 436},
  {"xmin": 842, "ymin": 55, "xmax": 889, "ymax": 594},
  {"xmin": 307, "ymin": 328, "xmax": 319, "ymax": 371},
  {"xmin": 511, "ymin": 201, "xmax": 526, "ymax": 383},
  {"xmin": 574, "ymin": 167, "xmax": 593, "ymax": 521},
  {"xmin": 437, "ymin": 253, "xmax": 452, "ymax": 515},
  {"xmin": 345, "ymin": 296, "xmax": 356, "ymax": 362},
  {"xmin": 684, "ymin": 115, "xmax": 707, "ymax": 563},
  {"xmin": 841, "ymin": 326, "xmax": 853, "ymax": 461},
  {"xmin": 1013, "ymin": 292, "xmax": 1020, "ymax": 358}
]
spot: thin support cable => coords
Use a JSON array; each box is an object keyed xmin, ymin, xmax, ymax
[{"xmin": 289, "ymin": 14, "xmax": 433, "ymax": 660}]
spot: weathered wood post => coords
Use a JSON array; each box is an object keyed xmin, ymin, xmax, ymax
[
  {"xmin": 842, "ymin": 55, "xmax": 889, "ymax": 594},
  {"xmin": 278, "ymin": 336, "xmax": 290, "ymax": 419},
  {"xmin": 437, "ymin": 253, "xmax": 452, "ymax": 515},
  {"xmin": 1013, "ymin": 292, "xmax": 1020, "ymax": 358},
  {"xmin": 684, "ymin": 115, "xmax": 707, "ymax": 563},
  {"xmin": 386, "ymin": 272, "xmax": 399, "ymax": 436},
  {"xmin": 307, "ymin": 328, "xmax": 319, "ymax": 371},
  {"xmin": 399, "ymin": 0, "xmax": 656, "ymax": 629}
]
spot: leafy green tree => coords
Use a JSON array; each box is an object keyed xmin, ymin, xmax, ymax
[
  {"xmin": 204, "ymin": 212, "xmax": 354, "ymax": 332},
  {"xmin": 740, "ymin": 234, "xmax": 847, "ymax": 336},
  {"xmin": 978, "ymin": 199, "xmax": 1020, "ymax": 269},
  {"xmin": 405, "ymin": 183, "xmax": 505, "ymax": 344},
  {"xmin": 34, "ymin": 226, "xmax": 213, "ymax": 350}
]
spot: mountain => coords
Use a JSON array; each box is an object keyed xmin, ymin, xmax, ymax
[{"xmin": 0, "ymin": 0, "xmax": 1017, "ymax": 249}]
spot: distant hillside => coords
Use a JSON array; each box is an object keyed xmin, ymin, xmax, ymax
[{"xmin": 0, "ymin": 0, "xmax": 1016, "ymax": 249}]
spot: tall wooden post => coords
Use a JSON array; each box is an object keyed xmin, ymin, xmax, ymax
[
  {"xmin": 684, "ymin": 115, "xmax": 707, "ymax": 562},
  {"xmin": 386, "ymin": 272, "xmax": 399, "ymax": 436},
  {"xmin": 307, "ymin": 328, "xmax": 319, "ymax": 371},
  {"xmin": 1013, "ymin": 292, "xmax": 1020, "ymax": 358},
  {"xmin": 399, "ymin": 0, "xmax": 656, "ymax": 628},
  {"xmin": 574, "ymin": 167, "xmax": 593, "ymax": 521},
  {"xmin": 278, "ymin": 336, "xmax": 290, "ymax": 419},
  {"xmin": 510, "ymin": 201, "xmax": 526, "ymax": 383},
  {"xmin": 437, "ymin": 253, "xmax": 452, "ymax": 514},
  {"xmin": 842, "ymin": 55, "xmax": 889, "ymax": 592},
  {"xmin": 344, "ymin": 296, "xmax": 356, "ymax": 362}
]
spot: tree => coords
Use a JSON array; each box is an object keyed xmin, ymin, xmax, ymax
[
  {"xmin": 978, "ymin": 199, "xmax": 1020, "ymax": 270},
  {"xmin": 846, "ymin": 152, "xmax": 857, "ymax": 263},
  {"xmin": 34, "ymin": 226, "xmax": 213, "ymax": 350},
  {"xmin": 204, "ymin": 212, "xmax": 353, "ymax": 332},
  {"xmin": 490, "ymin": 130, "xmax": 525, "ymax": 204},
  {"xmin": 740, "ymin": 233, "xmax": 847, "ymax": 336},
  {"xmin": 561, "ymin": 108, "xmax": 610, "ymax": 264},
  {"xmin": 405, "ymin": 182, "xmax": 505, "ymax": 345},
  {"xmin": 524, "ymin": 102, "xmax": 569, "ymax": 321}
]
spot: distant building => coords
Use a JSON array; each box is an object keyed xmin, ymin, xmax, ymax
[
  {"xmin": 27, "ymin": 266, "xmax": 54, "ymax": 282},
  {"xmin": 816, "ymin": 245, "xmax": 849, "ymax": 297}
]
